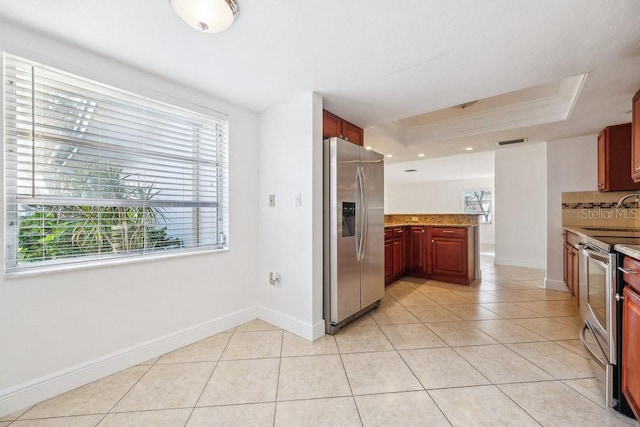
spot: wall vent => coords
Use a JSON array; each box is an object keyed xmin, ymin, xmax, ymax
[
  {"xmin": 497, "ymin": 138, "xmax": 526, "ymax": 146},
  {"xmin": 404, "ymin": 169, "xmax": 418, "ymax": 173}
]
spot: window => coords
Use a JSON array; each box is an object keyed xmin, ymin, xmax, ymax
[
  {"xmin": 462, "ymin": 189, "xmax": 491, "ymax": 224},
  {"xmin": 4, "ymin": 54, "xmax": 229, "ymax": 273}
]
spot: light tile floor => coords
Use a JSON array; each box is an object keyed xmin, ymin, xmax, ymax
[{"xmin": 2, "ymin": 256, "xmax": 638, "ymax": 426}]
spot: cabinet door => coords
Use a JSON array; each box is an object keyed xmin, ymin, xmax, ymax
[
  {"xmin": 597, "ymin": 129, "xmax": 607, "ymax": 191},
  {"xmin": 622, "ymin": 286, "xmax": 640, "ymax": 419},
  {"xmin": 633, "ymin": 89, "xmax": 640, "ymax": 182},
  {"xmin": 384, "ymin": 239, "xmax": 393, "ymax": 284},
  {"xmin": 322, "ymin": 110, "xmax": 342, "ymax": 139},
  {"xmin": 598, "ymin": 123, "xmax": 639, "ymax": 191},
  {"xmin": 342, "ymin": 121, "xmax": 364, "ymax": 146},
  {"xmin": 392, "ymin": 238, "xmax": 404, "ymax": 278},
  {"xmin": 563, "ymin": 241, "xmax": 569, "ymax": 287},
  {"xmin": 409, "ymin": 227, "xmax": 428, "ymax": 274},
  {"xmin": 570, "ymin": 246, "xmax": 580, "ymax": 301},
  {"xmin": 431, "ymin": 238, "xmax": 467, "ymax": 276}
]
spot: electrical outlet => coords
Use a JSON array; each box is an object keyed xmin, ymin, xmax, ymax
[
  {"xmin": 269, "ymin": 194, "xmax": 276, "ymax": 207},
  {"xmin": 269, "ymin": 272, "xmax": 281, "ymax": 285}
]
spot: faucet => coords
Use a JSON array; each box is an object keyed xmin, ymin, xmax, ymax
[{"xmin": 616, "ymin": 193, "xmax": 640, "ymax": 208}]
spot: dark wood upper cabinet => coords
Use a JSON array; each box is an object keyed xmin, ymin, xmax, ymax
[
  {"xmin": 632, "ymin": 89, "xmax": 640, "ymax": 183},
  {"xmin": 598, "ymin": 123, "xmax": 640, "ymax": 191},
  {"xmin": 322, "ymin": 109, "xmax": 364, "ymax": 146},
  {"xmin": 322, "ymin": 110, "xmax": 342, "ymax": 140}
]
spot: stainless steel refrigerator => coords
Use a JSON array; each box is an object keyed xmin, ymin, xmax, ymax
[{"xmin": 323, "ymin": 137, "xmax": 385, "ymax": 334}]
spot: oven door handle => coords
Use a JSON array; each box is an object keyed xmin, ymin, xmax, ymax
[
  {"xmin": 618, "ymin": 266, "xmax": 639, "ymax": 275},
  {"xmin": 579, "ymin": 322, "xmax": 607, "ymax": 367},
  {"xmin": 580, "ymin": 247, "xmax": 609, "ymax": 265}
]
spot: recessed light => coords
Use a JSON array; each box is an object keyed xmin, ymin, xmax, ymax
[
  {"xmin": 386, "ymin": 154, "xmax": 393, "ymax": 158},
  {"xmin": 465, "ymin": 147, "xmax": 474, "ymax": 151},
  {"xmin": 365, "ymin": 146, "xmax": 372, "ymax": 150},
  {"xmin": 418, "ymin": 153, "xmax": 425, "ymax": 157}
]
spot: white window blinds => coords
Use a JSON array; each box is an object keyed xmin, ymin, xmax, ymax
[{"xmin": 4, "ymin": 54, "xmax": 229, "ymax": 273}]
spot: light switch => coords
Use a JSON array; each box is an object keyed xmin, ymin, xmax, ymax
[{"xmin": 269, "ymin": 194, "xmax": 276, "ymax": 207}]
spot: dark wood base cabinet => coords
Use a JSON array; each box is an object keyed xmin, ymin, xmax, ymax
[
  {"xmin": 430, "ymin": 227, "xmax": 476, "ymax": 286},
  {"xmin": 562, "ymin": 230, "xmax": 580, "ymax": 303},
  {"xmin": 385, "ymin": 227, "xmax": 407, "ymax": 285},
  {"xmin": 622, "ymin": 285, "xmax": 640, "ymax": 419},
  {"xmin": 407, "ymin": 226, "xmax": 429, "ymax": 276},
  {"xmin": 385, "ymin": 225, "xmax": 477, "ymax": 286}
]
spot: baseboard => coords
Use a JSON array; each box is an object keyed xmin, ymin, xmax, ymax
[
  {"xmin": 258, "ymin": 306, "xmax": 325, "ymax": 341},
  {"xmin": 0, "ymin": 306, "xmax": 258, "ymax": 417},
  {"xmin": 493, "ymin": 256, "xmax": 545, "ymax": 269},
  {"xmin": 544, "ymin": 278, "xmax": 569, "ymax": 292}
]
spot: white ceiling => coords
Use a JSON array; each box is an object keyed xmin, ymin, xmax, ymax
[
  {"xmin": 385, "ymin": 151, "xmax": 495, "ymax": 185},
  {"xmin": 0, "ymin": 0, "xmax": 639, "ymax": 166}
]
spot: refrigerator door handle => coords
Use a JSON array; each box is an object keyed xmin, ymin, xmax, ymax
[
  {"xmin": 360, "ymin": 166, "xmax": 368, "ymax": 260},
  {"xmin": 356, "ymin": 166, "xmax": 366, "ymax": 261}
]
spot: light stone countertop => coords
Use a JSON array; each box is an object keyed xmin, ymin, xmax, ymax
[{"xmin": 615, "ymin": 244, "xmax": 640, "ymax": 259}]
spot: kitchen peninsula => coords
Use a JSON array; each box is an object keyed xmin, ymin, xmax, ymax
[{"xmin": 384, "ymin": 214, "xmax": 480, "ymax": 286}]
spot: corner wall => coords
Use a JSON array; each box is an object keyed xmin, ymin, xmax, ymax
[
  {"xmin": 545, "ymin": 134, "xmax": 597, "ymax": 289},
  {"xmin": 494, "ymin": 143, "xmax": 547, "ymax": 268},
  {"xmin": 257, "ymin": 92, "xmax": 324, "ymax": 340},
  {"xmin": 0, "ymin": 22, "xmax": 260, "ymax": 415}
]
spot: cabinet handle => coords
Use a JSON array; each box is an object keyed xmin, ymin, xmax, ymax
[
  {"xmin": 421, "ymin": 230, "xmax": 425, "ymax": 233},
  {"xmin": 618, "ymin": 267, "xmax": 639, "ymax": 274},
  {"xmin": 636, "ymin": 166, "xmax": 640, "ymax": 172},
  {"xmin": 615, "ymin": 293, "xmax": 625, "ymax": 302},
  {"xmin": 442, "ymin": 230, "xmax": 454, "ymax": 233}
]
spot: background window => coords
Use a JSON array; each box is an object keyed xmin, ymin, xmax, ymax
[
  {"xmin": 4, "ymin": 54, "xmax": 229, "ymax": 273},
  {"xmin": 462, "ymin": 189, "xmax": 491, "ymax": 224}
]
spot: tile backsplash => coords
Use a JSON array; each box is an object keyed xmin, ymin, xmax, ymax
[{"xmin": 562, "ymin": 191, "xmax": 639, "ymax": 227}]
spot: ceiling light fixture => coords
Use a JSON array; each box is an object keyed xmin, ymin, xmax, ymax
[
  {"xmin": 170, "ymin": 0, "xmax": 239, "ymax": 33},
  {"xmin": 386, "ymin": 154, "xmax": 393, "ymax": 158},
  {"xmin": 365, "ymin": 146, "xmax": 373, "ymax": 150},
  {"xmin": 465, "ymin": 147, "xmax": 474, "ymax": 151},
  {"xmin": 418, "ymin": 153, "xmax": 425, "ymax": 157}
]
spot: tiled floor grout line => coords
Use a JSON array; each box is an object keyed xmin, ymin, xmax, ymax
[
  {"xmin": 271, "ymin": 330, "xmax": 284, "ymax": 427},
  {"xmin": 181, "ymin": 331, "xmax": 235, "ymax": 427},
  {"xmin": 9, "ymin": 259, "xmax": 632, "ymax": 426}
]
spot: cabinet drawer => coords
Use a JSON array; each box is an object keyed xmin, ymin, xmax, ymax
[
  {"xmin": 384, "ymin": 229, "xmax": 393, "ymax": 241},
  {"xmin": 431, "ymin": 227, "xmax": 466, "ymax": 238},
  {"xmin": 392, "ymin": 227, "xmax": 405, "ymax": 238},
  {"xmin": 622, "ymin": 256, "xmax": 640, "ymax": 294}
]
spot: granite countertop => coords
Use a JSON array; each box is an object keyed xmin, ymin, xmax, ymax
[
  {"xmin": 385, "ymin": 223, "xmax": 475, "ymax": 228},
  {"xmin": 563, "ymin": 225, "xmax": 640, "ymax": 258},
  {"xmin": 563, "ymin": 225, "xmax": 640, "ymax": 238},
  {"xmin": 615, "ymin": 244, "xmax": 640, "ymax": 259},
  {"xmin": 384, "ymin": 213, "xmax": 479, "ymax": 228}
]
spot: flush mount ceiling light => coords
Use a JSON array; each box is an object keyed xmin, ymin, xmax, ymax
[{"xmin": 170, "ymin": 0, "xmax": 239, "ymax": 33}]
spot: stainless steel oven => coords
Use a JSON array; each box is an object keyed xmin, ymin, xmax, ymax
[{"xmin": 577, "ymin": 241, "xmax": 617, "ymax": 408}]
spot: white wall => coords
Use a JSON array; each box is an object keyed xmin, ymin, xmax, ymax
[
  {"xmin": 257, "ymin": 92, "xmax": 324, "ymax": 340},
  {"xmin": 385, "ymin": 177, "xmax": 495, "ymax": 244},
  {"xmin": 0, "ymin": 23, "xmax": 260, "ymax": 414},
  {"xmin": 495, "ymin": 143, "xmax": 547, "ymax": 268},
  {"xmin": 545, "ymin": 134, "xmax": 597, "ymax": 289}
]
